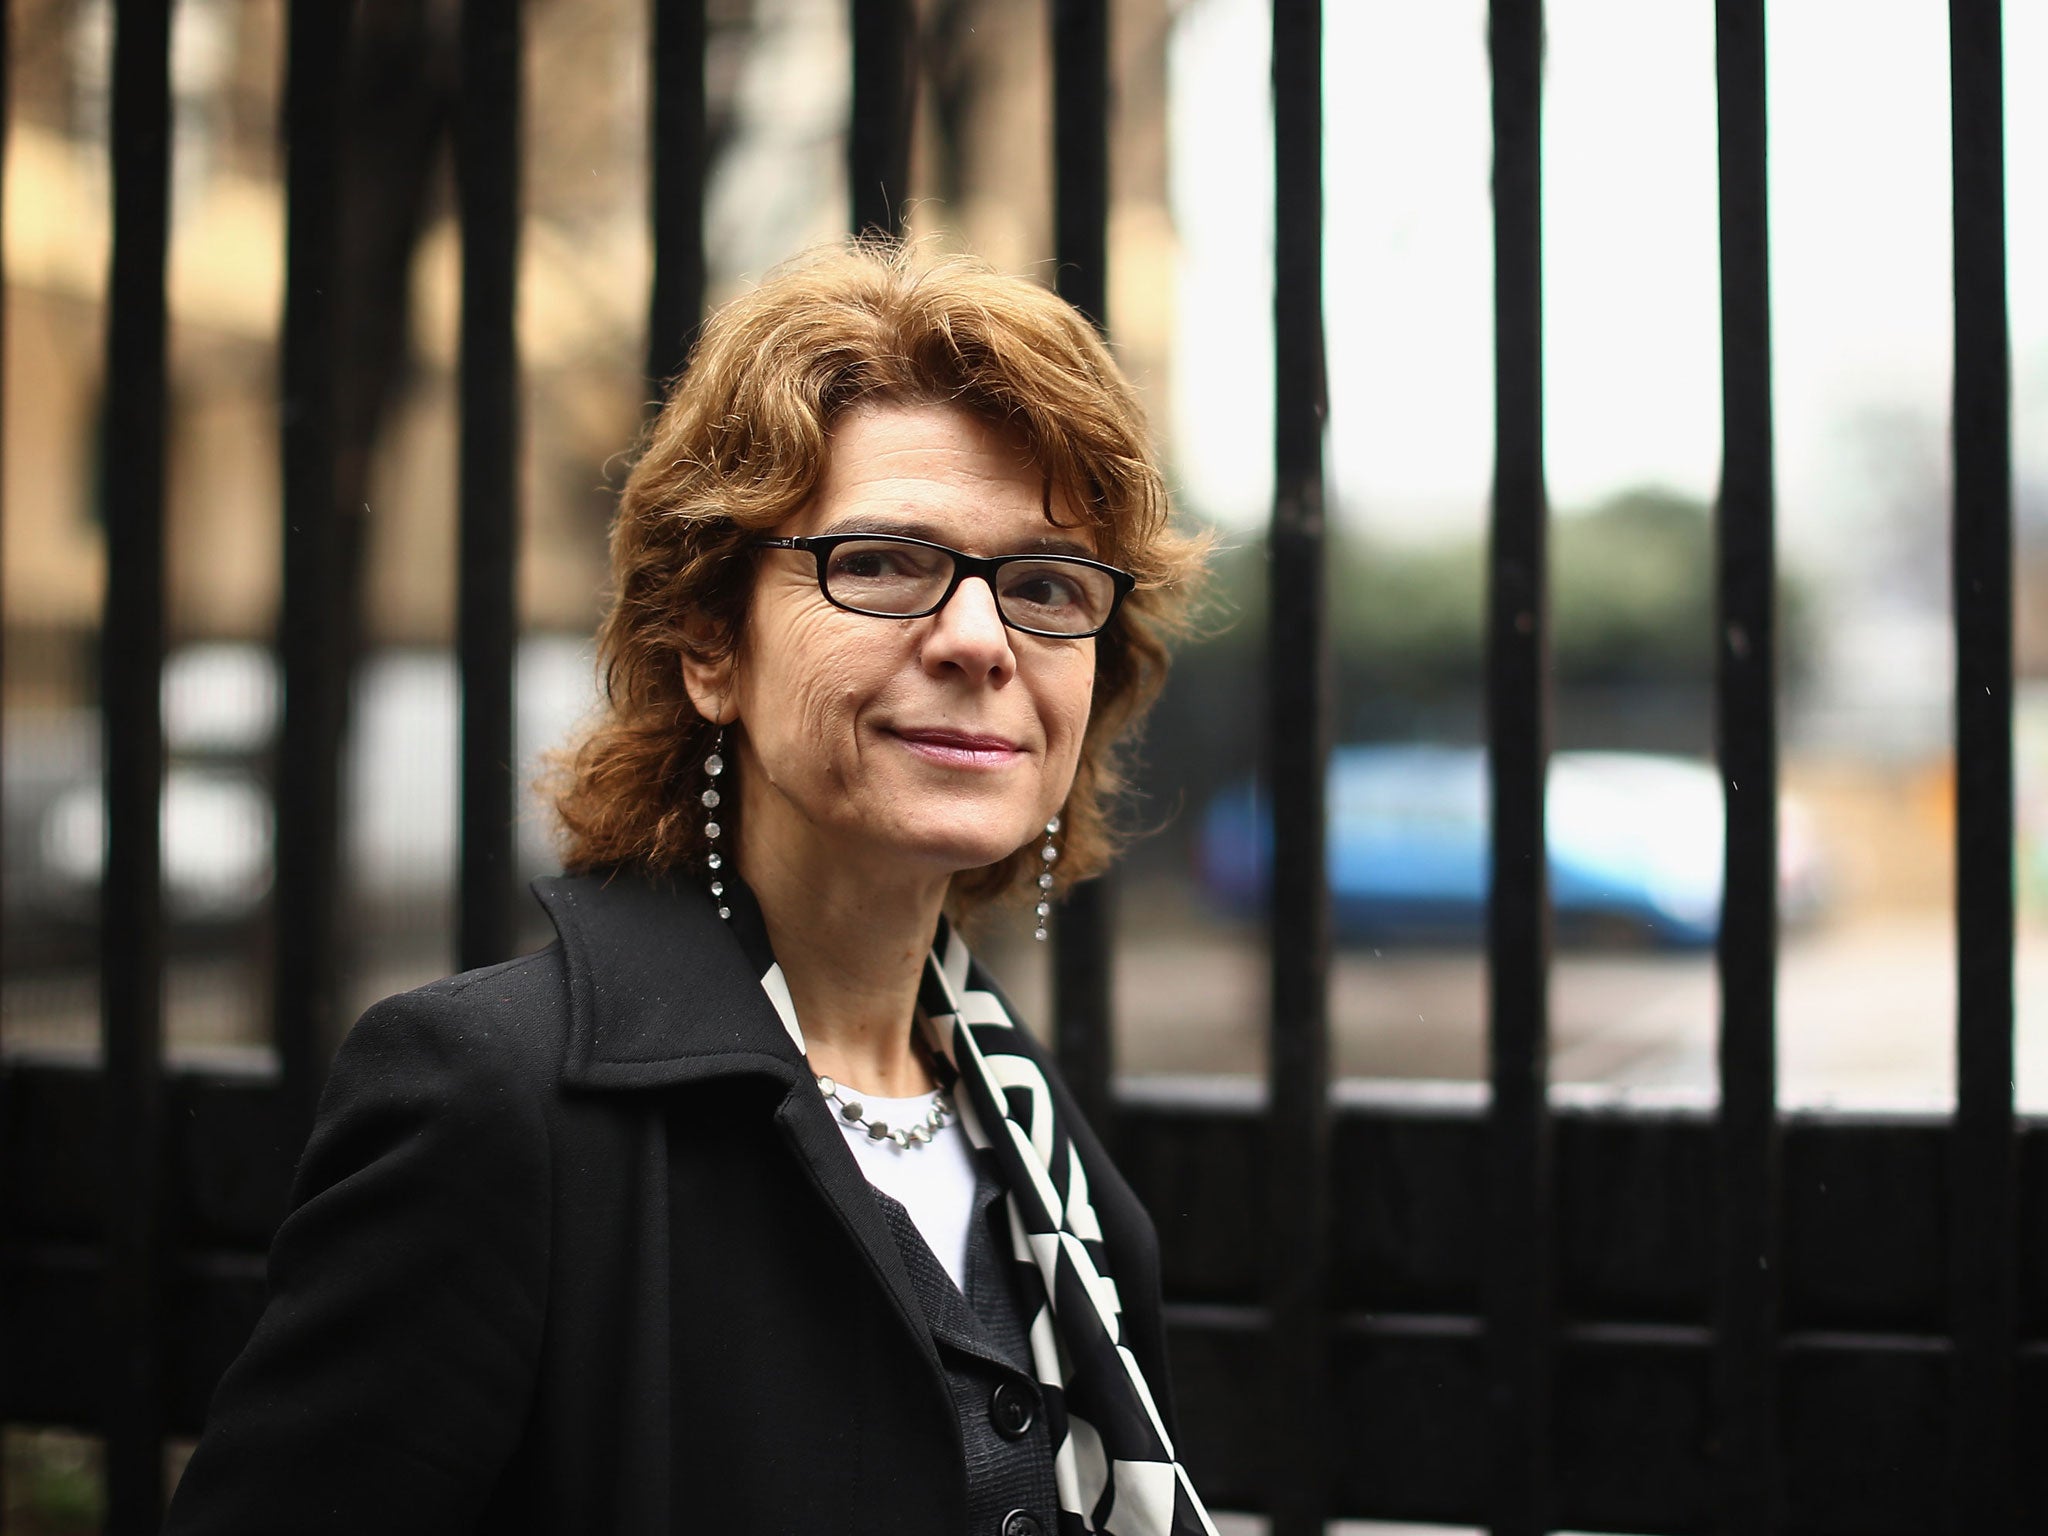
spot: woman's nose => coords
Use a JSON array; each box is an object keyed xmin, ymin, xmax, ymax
[{"xmin": 920, "ymin": 575, "xmax": 1016, "ymax": 682}]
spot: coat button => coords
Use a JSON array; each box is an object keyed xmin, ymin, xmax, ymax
[
  {"xmin": 989, "ymin": 1381, "xmax": 1035, "ymax": 1440},
  {"xmin": 1000, "ymin": 1511, "xmax": 1047, "ymax": 1536}
]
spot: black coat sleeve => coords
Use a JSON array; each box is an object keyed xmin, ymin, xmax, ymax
[{"xmin": 163, "ymin": 981, "xmax": 553, "ymax": 1535}]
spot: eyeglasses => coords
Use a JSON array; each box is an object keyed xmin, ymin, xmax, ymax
[{"xmin": 753, "ymin": 533, "xmax": 1135, "ymax": 639}]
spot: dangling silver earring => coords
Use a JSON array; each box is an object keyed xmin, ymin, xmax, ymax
[
  {"xmin": 703, "ymin": 726, "xmax": 729, "ymax": 920},
  {"xmin": 1033, "ymin": 814, "xmax": 1060, "ymax": 942}
]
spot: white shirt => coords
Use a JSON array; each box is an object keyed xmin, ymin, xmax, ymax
[{"xmin": 835, "ymin": 1089, "xmax": 978, "ymax": 1289}]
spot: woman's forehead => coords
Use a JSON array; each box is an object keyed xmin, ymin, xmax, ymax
[{"xmin": 786, "ymin": 400, "xmax": 1100, "ymax": 552}]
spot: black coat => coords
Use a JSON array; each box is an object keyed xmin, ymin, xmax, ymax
[{"xmin": 162, "ymin": 869, "xmax": 1176, "ymax": 1535}]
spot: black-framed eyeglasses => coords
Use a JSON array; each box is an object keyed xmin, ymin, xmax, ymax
[{"xmin": 753, "ymin": 533, "xmax": 1135, "ymax": 639}]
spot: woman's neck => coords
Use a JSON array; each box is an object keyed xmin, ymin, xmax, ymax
[{"xmin": 740, "ymin": 839, "xmax": 951, "ymax": 1099}]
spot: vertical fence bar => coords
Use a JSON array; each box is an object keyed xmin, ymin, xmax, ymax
[
  {"xmin": 1051, "ymin": 0, "xmax": 1108, "ymax": 328},
  {"xmin": 1946, "ymin": 2, "xmax": 2015, "ymax": 1529},
  {"xmin": 848, "ymin": 0, "xmax": 913, "ymax": 237},
  {"xmin": 1050, "ymin": 0, "xmax": 1114, "ymax": 1137},
  {"xmin": 456, "ymin": 0, "xmax": 522, "ymax": 972},
  {"xmin": 648, "ymin": 0, "xmax": 707, "ymax": 390},
  {"xmin": 1485, "ymin": 3, "xmax": 1551, "ymax": 1532},
  {"xmin": 0, "ymin": 0, "xmax": 6, "ymax": 1485},
  {"xmin": 1, "ymin": 0, "xmax": 9, "ymax": 972},
  {"xmin": 274, "ymin": 0, "xmax": 349, "ymax": 1133},
  {"xmin": 100, "ymin": 0, "xmax": 172, "ymax": 1525},
  {"xmin": 1711, "ymin": 3, "xmax": 1782, "ymax": 1530},
  {"xmin": 1267, "ymin": 2, "xmax": 1330, "ymax": 1531}
]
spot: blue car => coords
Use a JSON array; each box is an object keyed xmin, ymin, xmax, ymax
[{"xmin": 1199, "ymin": 745, "xmax": 1824, "ymax": 948}]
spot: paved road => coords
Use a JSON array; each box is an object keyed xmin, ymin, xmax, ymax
[
  {"xmin": 987, "ymin": 906, "xmax": 2048, "ymax": 1112},
  {"xmin": 8, "ymin": 907, "xmax": 2047, "ymax": 1113}
]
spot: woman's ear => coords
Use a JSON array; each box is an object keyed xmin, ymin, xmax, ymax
[{"xmin": 679, "ymin": 620, "xmax": 739, "ymax": 726}]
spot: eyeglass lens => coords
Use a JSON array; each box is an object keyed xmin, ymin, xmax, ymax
[{"xmin": 821, "ymin": 539, "xmax": 1117, "ymax": 635}]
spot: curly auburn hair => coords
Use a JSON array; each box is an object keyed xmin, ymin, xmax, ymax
[{"xmin": 549, "ymin": 238, "xmax": 1206, "ymax": 914}]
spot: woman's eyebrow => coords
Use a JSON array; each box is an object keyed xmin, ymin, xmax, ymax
[
  {"xmin": 1012, "ymin": 534, "xmax": 1098, "ymax": 558},
  {"xmin": 813, "ymin": 515, "xmax": 1097, "ymax": 559},
  {"xmin": 813, "ymin": 514, "xmax": 935, "ymax": 540}
]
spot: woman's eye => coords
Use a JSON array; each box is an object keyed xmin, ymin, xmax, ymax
[
  {"xmin": 1004, "ymin": 569, "xmax": 1084, "ymax": 608},
  {"xmin": 832, "ymin": 551, "xmax": 892, "ymax": 579},
  {"xmin": 831, "ymin": 544, "xmax": 931, "ymax": 581}
]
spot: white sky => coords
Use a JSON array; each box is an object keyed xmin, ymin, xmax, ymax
[{"xmin": 1168, "ymin": 0, "xmax": 2048, "ymax": 561}]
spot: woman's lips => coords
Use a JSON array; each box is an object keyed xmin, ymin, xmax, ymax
[{"xmin": 890, "ymin": 728, "xmax": 1024, "ymax": 770}]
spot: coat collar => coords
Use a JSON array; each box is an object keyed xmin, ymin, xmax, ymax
[{"xmin": 534, "ymin": 868, "xmax": 808, "ymax": 1094}]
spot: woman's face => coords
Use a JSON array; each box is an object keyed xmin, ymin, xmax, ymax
[{"xmin": 688, "ymin": 400, "xmax": 1099, "ymax": 894}]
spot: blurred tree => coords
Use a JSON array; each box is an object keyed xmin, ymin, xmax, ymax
[
  {"xmin": 1122, "ymin": 489, "xmax": 1817, "ymax": 868},
  {"xmin": 1552, "ymin": 486, "xmax": 1716, "ymax": 687}
]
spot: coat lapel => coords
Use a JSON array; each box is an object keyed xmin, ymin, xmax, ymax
[
  {"xmin": 771, "ymin": 1089, "xmax": 942, "ymax": 1374},
  {"xmin": 532, "ymin": 870, "xmax": 937, "ymax": 1373}
]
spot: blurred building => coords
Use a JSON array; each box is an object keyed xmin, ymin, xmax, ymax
[
  {"xmin": 2, "ymin": 0, "xmax": 1178, "ymax": 1018},
  {"xmin": 4, "ymin": 0, "xmax": 1177, "ymax": 702}
]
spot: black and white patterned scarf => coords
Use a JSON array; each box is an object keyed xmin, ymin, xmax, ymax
[{"xmin": 742, "ymin": 896, "xmax": 1216, "ymax": 1535}]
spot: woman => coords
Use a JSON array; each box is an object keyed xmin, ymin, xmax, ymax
[{"xmin": 165, "ymin": 242, "xmax": 1217, "ymax": 1536}]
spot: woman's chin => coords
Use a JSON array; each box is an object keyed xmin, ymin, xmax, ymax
[{"xmin": 868, "ymin": 820, "xmax": 1035, "ymax": 880}]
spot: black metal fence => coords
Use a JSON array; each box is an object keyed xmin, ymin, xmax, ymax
[{"xmin": 0, "ymin": 2, "xmax": 2031, "ymax": 1533}]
